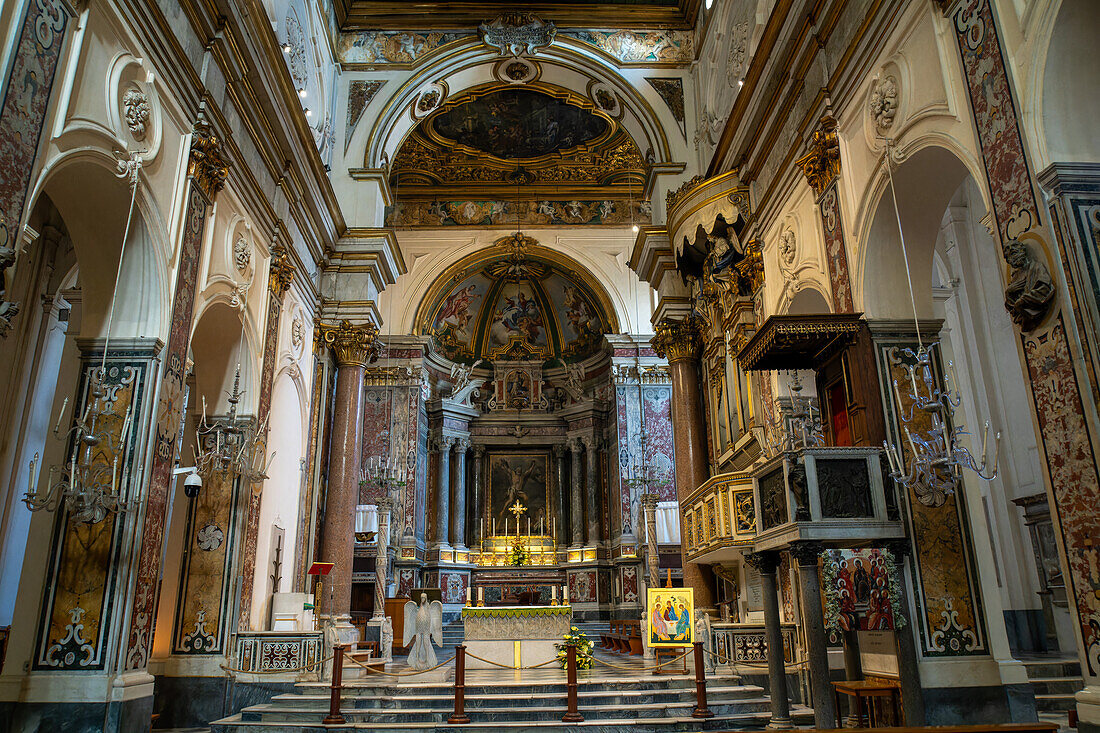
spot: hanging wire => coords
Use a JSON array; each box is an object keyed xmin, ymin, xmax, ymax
[
  {"xmin": 97, "ymin": 153, "xmax": 144, "ymax": 379},
  {"xmin": 883, "ymin": 139, "xmax": 924, "ymax": 350}
]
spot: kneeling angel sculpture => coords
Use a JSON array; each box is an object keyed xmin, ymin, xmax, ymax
[{"xmin": 403, "ymin": 593, "xmax": 443, "ymax": 669}]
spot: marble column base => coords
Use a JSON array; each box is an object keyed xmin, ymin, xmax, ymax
[{"xmin": 765, "ymin": 715, "xmax": 794, "ymax": 730}]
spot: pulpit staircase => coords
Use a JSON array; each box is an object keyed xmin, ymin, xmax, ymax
[{"xmin": 210, "ymin": 667, "xmax": 813, "ymax": 731}]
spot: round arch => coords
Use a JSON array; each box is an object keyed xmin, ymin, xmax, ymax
[
  {"xmin": 189, "ymin": 299, "xmax": 261, "ymax": 416},
  {"xmin": 361, "ymin": 42, "xmax": 677, "ymax": 172}
]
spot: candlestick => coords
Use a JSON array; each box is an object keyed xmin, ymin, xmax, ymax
[
  {"xmin": 466, "ymin": 586, "xmax": 472, "ymax": 606},
  {"xmin": 478, "ymin": 586, "xmax": 484, "ymax": 602},
  {"xmin": 53, "ymin": 397, "xmax": 68, "ymax": 435},
  {"xmin": 563, "ymin": 584, "xmax": 569, "ymax": 604}
]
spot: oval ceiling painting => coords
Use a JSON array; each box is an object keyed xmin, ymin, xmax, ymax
[{"xmin": 429, "ymin": 89, "xmax": 610, "ymax": 159}]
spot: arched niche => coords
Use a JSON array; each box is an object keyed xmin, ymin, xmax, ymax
[
  {"xmin": 1040, "ymin": 0, "xmax": 1100, "ymax": 165},
  {"xmin": 35, "ymin": 156, "xmax": 169, "ymax": 341},
  {"xmin": 785, "ymin": 287, "xmax": 832, "ymax": 316},
  {"xmin": 860, "ymin": 146, "xmax": 975, "ymax": 320},
  {"xmin": 189, "ymin": 301, "xmax": 259, "ymax": 416}
]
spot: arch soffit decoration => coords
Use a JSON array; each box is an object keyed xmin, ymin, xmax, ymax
[
  {"xmin": 362, "ymin": 42, "xmax": 676, "ymax": 172},
  {"xmin": 412, "ymin": 234, "xmax": 621, "ymax": 361}
]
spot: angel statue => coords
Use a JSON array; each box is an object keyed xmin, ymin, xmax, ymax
[
  {"xmin": 402, "ymin": 593, "xmax": 443, "ymax": 670},
  {"xmin": 695, "ymin": 610, "xmax": 715, "ymax": 673},
  {"xmin": 449, "ymin": 359, "xmax": 485, "ymax": 406}
]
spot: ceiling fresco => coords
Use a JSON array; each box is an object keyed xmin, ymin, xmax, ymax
[
  {"xmin": 391, "ymin": 86, "xmax": 647, "ymax": 202},
  {"xmin": 429, "ymin": 89, "xmax": 610, "ymax": 159},
  {"xmin": 419, "ymin": 246, "xmax": 613, "ymax": 365},
  {"xmin": 333, "ymin": 1, "xmax": 700, "ymax": 31}
]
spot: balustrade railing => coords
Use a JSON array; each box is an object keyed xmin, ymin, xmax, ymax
[
  {"xmin": 233, "ymin": 630, "xmax": 324, "ymax": 679},
  {"xmin": 710, "ymin": 622, "xmax": 797, "ymax": 668}
]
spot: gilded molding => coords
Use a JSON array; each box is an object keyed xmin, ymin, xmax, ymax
[
  {"xmin": 317, "ymin": 319, "xmax": 380, "ymax": 367},
  {"xmin": 187, "ymin": 119, "xmax": 229, "ymax": 199},
  {"xmin": 795, "ymin": 114, "xmax": 840, "ymax": 198},
  {"xmin": 651, "ymin": 315, "xmax": 704, "ymax": 364},
  {"xmin": 268, "ymin": 241, "xmax": 296, "ymax": 297},
  {"xmin": 734, "ymin": 238, "xmax": 764, "ymax": 296},
  {"xmin": 665, "ymin": 174, "xmax": 705, "ymax": 214}
]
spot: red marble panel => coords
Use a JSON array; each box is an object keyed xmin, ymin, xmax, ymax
[{"xmin": 818, "ymin": 182, "xmax": 854, "ymax": 313}]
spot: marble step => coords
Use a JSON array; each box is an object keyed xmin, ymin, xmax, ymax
[
  {"xmin": 1035, "ymin": 692, "xmax": 1081, "ymax": 713},
  {"xmin": 1030, "ymin": 676, "xmax": 1086, "ymax": 696},
  {"xmin": 261, "ymin": 685, "xmax": 766, "ymax": 711},
  {"xmin": 1022, "ymin": 659, "xmax": 1082, "ymax": 679},
  {"xmin": 236, "ymin": 698, "xmax": 775, "ymax": 723},
  {"xmin": 211, "ymin": 705, "xmax": 816, "ymax": 732}
]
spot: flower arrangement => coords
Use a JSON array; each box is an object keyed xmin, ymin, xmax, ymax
[
  {"xmin": 509, "ymin": 537, "xmax": 530, "ymax": 566},
  {"xmin": 556, "ymin": 626, "xmax": 593, "ymax": 670}
]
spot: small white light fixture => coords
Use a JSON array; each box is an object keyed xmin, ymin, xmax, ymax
[
  {"xmin": 738, "ymin": 78, "xmax": 744, "ymax": 88},
  {"xmin": 632, "ymin": 224, "xmax": 640, "ymax": 233},
  {"xmin": 282, "ymin": 42, "xmax": 291, "ymax": 54},
  {"xmin": 304, "ymin": 108, "xmax": 312, "ymax": 117},
  {"xmin": 705, "ymin": 0, "xmax": 714, "ymax": 8},
  {"xmin": 297, "ymin": 88, "xmax": 307, "ymax": 98}
]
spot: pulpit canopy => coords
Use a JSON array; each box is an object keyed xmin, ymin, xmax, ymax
[{"xmin": 738, "ymin": 313, "xmax": 864, "ymax": 372}]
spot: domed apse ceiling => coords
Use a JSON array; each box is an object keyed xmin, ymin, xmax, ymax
[
  {"xmin": 388, "ymin": 85, "xmax": 650, "ymax": 227},
  {"xmin": 420, "ymin": 252, "xmax": 613, "ymax": 365}
]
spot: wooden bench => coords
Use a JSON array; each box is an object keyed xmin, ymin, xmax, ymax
[{"xmin": 600, "ymin": 619, "xmax": 642, "ymax": 654}]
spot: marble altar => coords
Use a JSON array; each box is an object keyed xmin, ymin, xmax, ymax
[{"xmin": 461, "ymin": 605, "xmax": 572, "ymax": 669}]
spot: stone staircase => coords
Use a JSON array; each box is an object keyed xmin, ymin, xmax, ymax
[
  {"xmin": 210, "ymin": 669, "xmax": 812, "ymax": 731},
  {"xmin": 1023, "ymin": 654, "xmax": 1083, "ymax": 730}
]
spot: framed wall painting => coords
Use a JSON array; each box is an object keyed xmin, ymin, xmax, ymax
[{"xmin": 647, "ymin": 587, "xmax": 694, "ymax": 647}]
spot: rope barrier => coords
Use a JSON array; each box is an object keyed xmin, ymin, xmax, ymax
[
  {"xmin": 463, "ymin": 650, "xmax": 561, "ymax": 670},
  {"xmin": 345, "ymin": 653, "xmax": 456, "ymax": 677},
  {"xmin": 219, "ymin": 654, "xmax": 334, "ymax": 675},
  {"xmin": 590, "ymin": 649, "xmax": 690, "ymax": 672}
]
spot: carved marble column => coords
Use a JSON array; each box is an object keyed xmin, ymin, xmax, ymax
[
  {"xmin": 569, "ymin": 438, "xmax": 584, "ymax": 547},
  {"xmin": 434, "ymin": 436, "xmax": 454, "ymax": 550},
  {"xmin": 472, "ymin": 445, "xmax": 485, "ymax": 546},
  {"xmin": 746, "ymin": 551, "xmax": 791, "ymax": 728},
  {"xmin": 453, "ymin": 439, "xmax": 469, "ymax": 551},
  {"xmin": 553, "ymin": 444, "xmax": 568, "ymax": 546},
  {"xmin": 583, "ymin": 436, "xmax": 600, "ymax": 545},
  {"xmin": 373, "ymin": 498, "xmax": 393, "ymax": 621},
  {"xmin": 641, "ymin": 493, "xmax": 660, "ymax": 588},
  {"xmin": 652, "ymin": 315, "xmax": 715, "ymax": 609},
  {"xmin": 790, "ymin": 542, "xmax": 835, "ymax": 727},
  {"xmin": 317, "ymin": 320, "xmax": 379, "ymax": 623}
]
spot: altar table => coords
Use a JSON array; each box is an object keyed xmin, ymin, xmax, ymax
[{"xmin": 461, "ymin": 605, "xmax": 572, "ymax": 669}]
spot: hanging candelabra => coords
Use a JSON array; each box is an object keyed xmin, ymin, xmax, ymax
[
  {"xmin": 360, "ymin": 455, "xmax": 408, "ymax": 497},
  {"xmin": 764, "ymin": 370, "xmax": 824, "ymax": 456},
  {"xmin": 24, "ymin": 152, "xmax": 145, "ymax": 524},
  {"xmin": 878, "ymin": 139, "xmax": 999, "ymax": 507}
]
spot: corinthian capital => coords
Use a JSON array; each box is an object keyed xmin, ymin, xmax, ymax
[
  {"xmin": 795, "ymin": 113, "xmax": 841, "ymax": 198},
  {"xmin": 651, "ymin": 315, "xmax": 704, "ymax": 364},
  {"xmin": 317, "ymin": 319, "xmax": 380, "ymax": 367},
  {"xmin": 187, "ymin": 118, "xmax": 229, "ymax": 199}
]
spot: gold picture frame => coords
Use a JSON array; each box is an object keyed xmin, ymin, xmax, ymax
[{"xmin": 646, "ymin": 587, "xmax": 694, "ymax": 647}]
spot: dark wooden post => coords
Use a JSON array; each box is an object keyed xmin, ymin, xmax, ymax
[
  {"xmin": 562, "ymin": 643, "xmax": 584, "ymax": 723},
  {"xmin": 691, "ymin": 641, "xmax": 714, "ymax": 718},
  {"xmin": 323, "ymin": 643, "xmax": 346, "ymax": 724},
  {"xmin": 449, "ymin": 644, "xmax": 471, "ymax": 724}
]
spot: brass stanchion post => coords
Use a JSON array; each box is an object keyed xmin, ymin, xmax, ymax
[
  {"xmin": 562, "ymin": 643, "xmax": 584, "ymax": 723},
  {"xmin": 324, "ymin": 643, "xmax": 346, "ymax": 724},
  {"xmin": 449, "ymin": 644, "xmax": 471, "ymax": 724},
  {"xmin": 691, "ymin": 641, "xmax": 713, "ymax": 718}
]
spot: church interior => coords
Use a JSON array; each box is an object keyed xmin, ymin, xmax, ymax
[{"xmin": 0, "ymin": 0, "xmax": 1098, "ymax": 731}]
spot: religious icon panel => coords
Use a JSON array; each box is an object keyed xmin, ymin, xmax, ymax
[{"xmin": 646, "ymin": 587, "xmax": 694, "ymax": 647}]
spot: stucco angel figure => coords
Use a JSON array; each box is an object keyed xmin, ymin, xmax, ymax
[
  {"xmin": 695, "ymin": 611, "xmax": 715, "ymax": 673},
  {"xmin": 402, "ymin": 593, "xmax": 443, "ymax": 670},
  {"xmin": 449, "ymin": 358, "xmax": 484, "ymax": 405}
]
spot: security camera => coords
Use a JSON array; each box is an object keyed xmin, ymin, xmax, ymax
[{"xmin": 184, "ymin": 470, "xmax": 202, "ymax": 498}]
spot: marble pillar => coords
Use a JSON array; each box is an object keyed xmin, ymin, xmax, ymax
[
  {"xmin": 583, "ymin": 436, "xmax": 600, "ymax": 546},
  {"xmin": 373, "ymin": 498, "xmax": 393, "ymax": 621},
  {"xmin": 886, "ymin": 540, "xmax": 926, "ymax": 726},
  {"xmin": 569, "ymin": 438, "xmax": 584, "ymax": 547},
  {"xmin": 472, "ymin": 445, "xmax": 485, "ymax": 546},
  {"xmin": 317, "ymin": 320, "xmax": 379, "ymax": 622},
  {"xmin": 652, "ymin": 316, "xmax": 715, "ymax": 609},
  {"xmin": 554, "ymin": 444, "xmax": 569, "ymax": 546},
  {"xmin": 641, "ymin": 493, "xmax": 660, "ymax": 589},
  {"xmin": 791, "ymin": 543, "xmax": 835, "ymax": 727},
  {"xmin": 453, "ymin": 439, "xmax": 469, "ymax": 551},
  {"xmin": 747, "ymin": 551, "xmax": 791, "ymax": 729},
  {"xmin": 434, "ymin": 436, "xmax": 454, "ymax": 550}
]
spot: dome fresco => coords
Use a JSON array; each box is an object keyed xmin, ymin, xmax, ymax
[{"xmin": 421, "ymin": 246, "xmax": 612, "ymax": 365}]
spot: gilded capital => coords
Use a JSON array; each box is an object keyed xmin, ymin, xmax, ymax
[
  {"xmin": 187, "ymin": 119, "xmax": 229, "ymax": 199},
  {"xmin": 795, "ymin": 113, "xmax": 840, "ymax": 198},
  {"xmin": 734, "ymin": 238, "xmax": 764, "ymax": 296},
  {"xmin": 268, "ymin": 241, "xmax": 295, "ymax": 297},
  {"xmin": 651, "ymin": 315, "xmax": 704, "ymax": 364},
  {"xmin": 317, "ymin": 319, "xmax": 380, "ymax": 367}
]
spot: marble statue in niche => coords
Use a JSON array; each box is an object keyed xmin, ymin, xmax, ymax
[{"xmin": 1003, "ymin": 238, "xmax": 1054, "ymax": 332}]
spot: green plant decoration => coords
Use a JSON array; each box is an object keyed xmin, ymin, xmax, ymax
[{"xmin": 556, "ymin": 626, "xmax": 593, "ymax": 670}]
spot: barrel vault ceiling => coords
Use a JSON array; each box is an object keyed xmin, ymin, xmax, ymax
[{"xmin": 332, "ymin": 0, "xmax": 703, "ymax": 30}]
